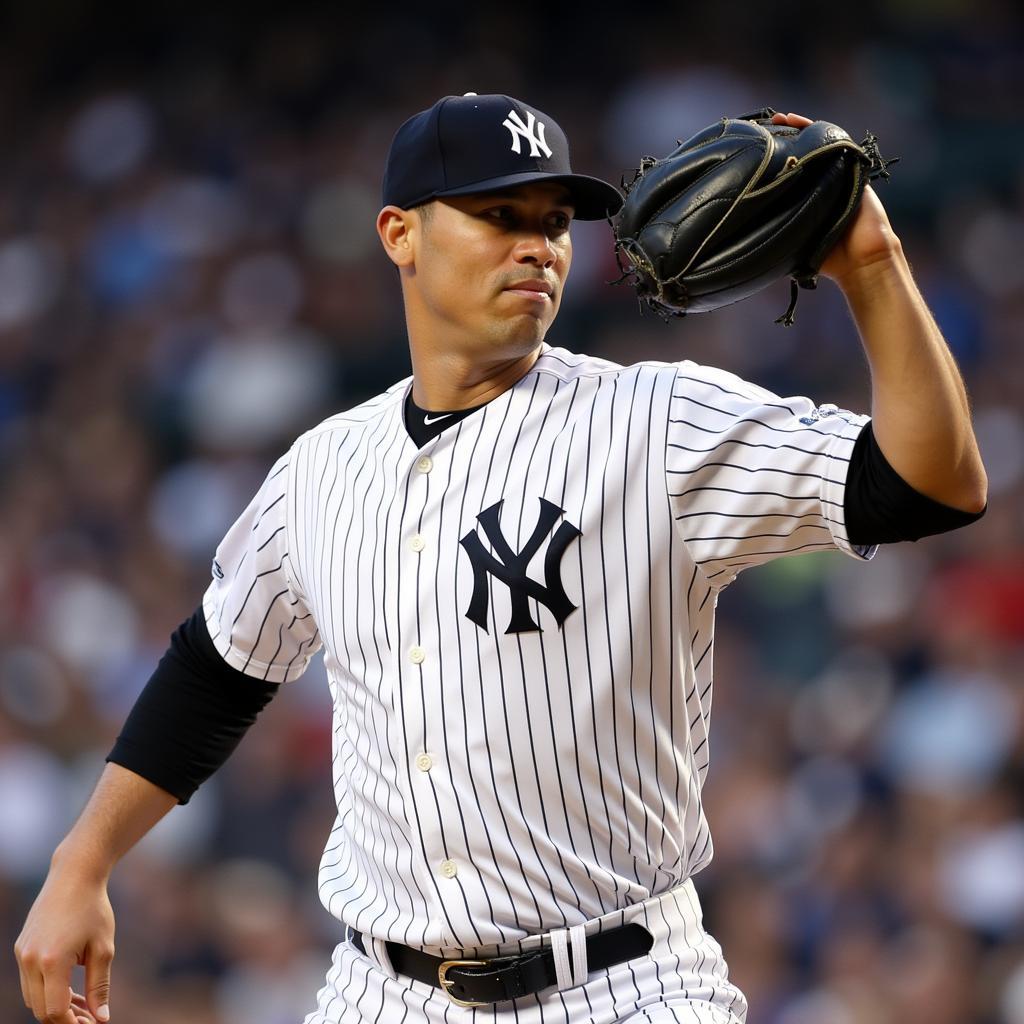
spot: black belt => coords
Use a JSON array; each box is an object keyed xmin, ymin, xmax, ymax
[{"xmin": 350, "ymin": 923, "xmax": 653, "ymax": 1007}]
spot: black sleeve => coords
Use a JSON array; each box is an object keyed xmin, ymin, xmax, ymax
[
  {"xmin": 106, "ymin": 605, "xmax": 280, "ymax": 804},
  {"xmin": 845, "ymin": 421, "xmax": 986, "ymax": 546}
]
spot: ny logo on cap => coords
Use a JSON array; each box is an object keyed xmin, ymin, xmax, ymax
[
  {"xmin": 502, "ymin": 109, "xmax": 553, "ymax": 159},
  {"xmin": 460, "ymin": 497, "xmax": 580, "ymax": 634}
]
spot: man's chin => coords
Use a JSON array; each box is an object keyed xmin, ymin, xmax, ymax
[{"xmin": 478, "ymin": 313, "xmax": 550, "ymax": 348}]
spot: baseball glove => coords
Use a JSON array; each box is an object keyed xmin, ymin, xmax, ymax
[{"xmin": 612, "ymin": 108, "xmax": 897, "ymax": 325}]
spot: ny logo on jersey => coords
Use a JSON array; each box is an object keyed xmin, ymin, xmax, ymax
[
  {"xmin": 460, "ymin": 498, "xmax": 581, "ymax": 634},
  {"xmin": 502, "ymin": 109, "xmax": 553, "ymax": 159}
]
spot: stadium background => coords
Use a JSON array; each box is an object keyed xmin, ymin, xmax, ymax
[{"xmin": 1, "ymin": 3, "xmax": 1022, "ymax": 1022}]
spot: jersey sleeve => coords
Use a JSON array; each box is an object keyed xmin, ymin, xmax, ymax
[
  {"xmin": 666, "ymin": 361, "xmax": 876, "ymax": 586},
  {"xmin": 202, "ymin": 453, "xmax": 322, "ymax": 682}
]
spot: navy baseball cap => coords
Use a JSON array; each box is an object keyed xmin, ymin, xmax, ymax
[{"xmin": 381, "ymin": 93, "xmax": 623, "ymax": 221}]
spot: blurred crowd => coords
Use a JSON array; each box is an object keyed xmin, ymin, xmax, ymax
[{"xmin": 1, "ymin": 5, "xmax": 1022, "ymax": 1023}]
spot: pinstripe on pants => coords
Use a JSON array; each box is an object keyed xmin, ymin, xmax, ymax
[{"xmin": 302, "ymin": 880, "xmax": 747, "ymax": 1023}]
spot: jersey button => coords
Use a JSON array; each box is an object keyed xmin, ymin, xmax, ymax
[
  {"xmin": 408, "ymin": 645, "xmax": 426, "ymax": 664},
  {"xmin": 416, "ymin": 456, "xmax": 433, "ymax": 474},
  {"xmin": 439, "ymin": 859, "xmax": 458, "ymax": 879},
  {"xmin": 415, "ymin": 752, "xmax": 433, "ymax": 772},
  {"xmin": 408, "ymin": 534, "xmax": 426, "ymax": 553}
]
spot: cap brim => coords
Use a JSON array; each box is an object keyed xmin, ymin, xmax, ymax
[{"xmin": 433, "ymin": 171, "xmax": 623, "ymax": 220}]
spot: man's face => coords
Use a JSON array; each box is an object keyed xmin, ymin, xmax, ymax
[{"xmin": 404, "ymin": 181, "xmax": 574, "ymax": 358}]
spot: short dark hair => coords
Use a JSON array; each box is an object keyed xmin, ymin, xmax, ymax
[{"xmin": 411, "ymin": 200, "xmax": 434, "ymax": 224}]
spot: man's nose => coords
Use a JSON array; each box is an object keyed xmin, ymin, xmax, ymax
[{"xmin": 513, "ymin": 230, "xmax": 557, "ymax": 267}]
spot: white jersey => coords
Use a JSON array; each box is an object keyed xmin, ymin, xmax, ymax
[{"xmin": 203, "ymin": 344, "xmax": 871, "ymax": 955}]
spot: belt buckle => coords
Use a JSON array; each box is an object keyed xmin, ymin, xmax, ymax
[{"xmin": 437, "ymin": 958, "xmax": 489, "ymax": 1007}]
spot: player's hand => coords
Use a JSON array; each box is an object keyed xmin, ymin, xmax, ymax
[
  {"xmin": 14, "ymin": 866, "xmax": 115, "ymax": 1024},
  {"xmin": 69, "ymin": 991, "xmax": 100, "ymax": 1024},
  {"xmin": 770, "ymin": 111, "xmax": 901, "ymax": 288}
]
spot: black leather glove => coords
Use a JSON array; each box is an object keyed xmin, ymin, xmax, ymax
[{"xmin": 612, "ymin": 108, "xmax": 897, "ymax": 325}]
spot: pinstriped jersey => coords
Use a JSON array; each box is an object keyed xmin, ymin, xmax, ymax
[{"xmin": 203, "ymin": 344, "xmax": 873, "ymax": 952}]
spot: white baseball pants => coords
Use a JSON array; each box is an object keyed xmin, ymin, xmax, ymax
[{"xmin": 302, "ymin": 879, "xmax": 747, "ymax": 1023}]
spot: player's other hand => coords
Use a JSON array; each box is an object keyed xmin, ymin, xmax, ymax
[
  {"xmin": 770, "ymin": 110, "xmax": 901, "ymax": 288},
  {"xmin": 69, "ymin": 991, "xmax": 100, "ymax": 1024},
  {"xmin": 14, "ymin": 863, "xmax": 115, "ymax": 1024}
]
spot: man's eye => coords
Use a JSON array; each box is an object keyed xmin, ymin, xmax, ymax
[
  {"xmin": 549, "ymin": 213, "xmax": 571, "ymax": 231},
  {"xmin": 484, "ymin": 207, "xmax": 515, "ymax": 222}
]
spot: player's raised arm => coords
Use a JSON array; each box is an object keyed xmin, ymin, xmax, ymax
[
  {"xmin": 820, "ymin": 186, "xmax": 987, "ymax": 512},
  {"xmin": 14, "ymin": 763, "xmax": 177, "ymax": 1024},
  {"xmin": 613, "ymin": 106, "xmax": 985, "ymax": 520},
  {"xmin": 771, "ymin": 111, "xmax": 987, "ymax": 514}
]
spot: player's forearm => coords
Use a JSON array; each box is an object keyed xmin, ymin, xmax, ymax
[
  {"xmin": 837, "ymin": 245, "xmax": 987, "ymax": 513},
  {"xmin": 50, "ymin": 762, "xmax": 178, "ymax": 883}
]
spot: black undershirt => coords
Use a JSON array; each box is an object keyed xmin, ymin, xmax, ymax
[
  {"xmin": 844, "ymin": 421, "xmax": 984, "ymax": 544},
  {"xmin": 107, "ymin": 411, "xmax": 983, "ymax": 803},
  {"xmin": 107, "ymin": 607, "xmax": 279, "ymax": 803},
  {"xmin": 403, "ymin": 392, "xmax": 478, "ymax": 447}
]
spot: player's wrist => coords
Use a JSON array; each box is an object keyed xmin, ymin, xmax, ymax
[
  {"xmin": 50, "ymin": 838, "xmax": 115, "ymax": 886},
  {"xmin": 829, "ymin": 237, "xmax": 907, "ymax": 298}
]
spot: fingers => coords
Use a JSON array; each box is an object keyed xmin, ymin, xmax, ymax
[
  {"xmin": 23, "ymin": 958, "xmax": 76, "ymax": 1024},
  {"xmin": 26, "ymin": 970, "xmax": 46, "ymax": 1021},
  {"xmin": 71, "ymin": 991, "xmax": 97, "ymax": 1024},
  {"xmin": 26, "ymin": 977, "xmax": 87, "ymax": 1023},
  {"xmin": 17, "ymin": 957, "xmax": 32, "ymax": 1014},
  {"xmin": 40, "ymin": 968, "xmax": 77, "ymax": 1024},
  {"xmin": 771, "ymin": 111, "xmax": 814, "ymax": 128},
  {"xmin": 84, "ymin": 941, "xmax": 114, "ymax": 1022}
]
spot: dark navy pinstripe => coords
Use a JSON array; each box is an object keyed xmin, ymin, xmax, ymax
[{"xmin": 202, "ymin": 346, "xmax": 869, "ymax": 1024}]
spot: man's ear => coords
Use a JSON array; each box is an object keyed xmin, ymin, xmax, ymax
[{"xmin": 377, "ymin": 206, "xmax": 418, "ymax": 268}]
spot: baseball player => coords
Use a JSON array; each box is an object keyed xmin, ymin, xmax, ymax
[{"xmin": 16, "ymin": 94, "xmax": 986, "ymax": 1024}]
